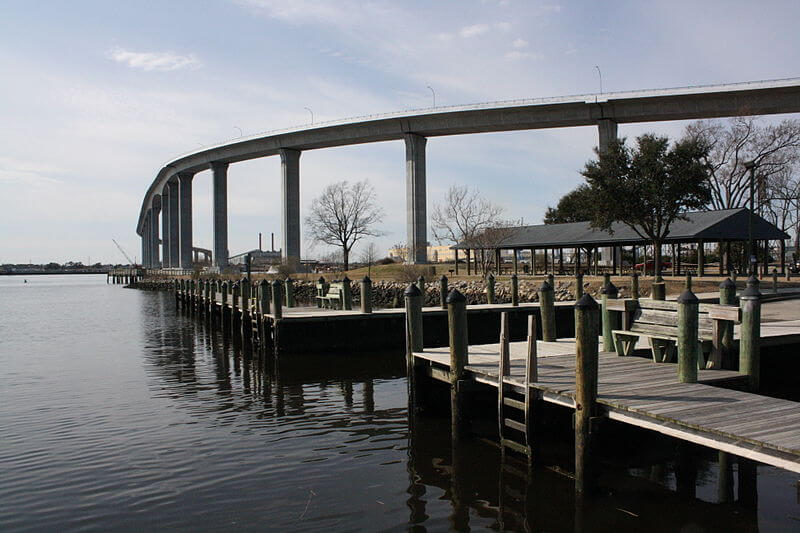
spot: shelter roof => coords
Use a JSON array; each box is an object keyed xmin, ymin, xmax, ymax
[{"xmin": 453, "ymin": 208, "xmax": 790, "ymax": 249}]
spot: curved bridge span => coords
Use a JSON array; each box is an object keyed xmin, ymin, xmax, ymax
[{"xmin": 137, "ymin": 78, "xmax": 800, "ymax": 268}]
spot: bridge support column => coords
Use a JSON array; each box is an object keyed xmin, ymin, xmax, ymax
[
  {"xmin": 168, "ymin": 179, "xmax": 179, "ymax": 268},
  {"xmin": 161, "ymin": 186, "xmax": 170, "ymax": 267},
  {"xmin": 150, "ymin": 203, "xmax": 160, "ymax": 267},
  {"xmin": 178, "ymin": 172, "xmax": 194, "ymax": 269},
  {"xmin": 280, "ymin": 149, "xmax": 301, "ymax": 266},
  {"xmin": 142, "ymin": 216, "xmax": 150, "ymax": 267},
  {"xmin": 212, "ymin": 161, "xmax": 229, "ymax": 268},
  {"xmin": 597, "ymin": 119, "xmax": 618, "ymax": 153},
  {"xmin": 405, "ymin": 133, "xmax": 428, "ymax": 264}
]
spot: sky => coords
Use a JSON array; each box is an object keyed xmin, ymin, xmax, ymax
[{"xmin": 2, "ymin": 0, "xmax": 800, "ymax": 264}]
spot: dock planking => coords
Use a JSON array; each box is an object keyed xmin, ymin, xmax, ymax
[{"xmin": 413, "ymin": 341, "xmax": 800, "ymax": 473}]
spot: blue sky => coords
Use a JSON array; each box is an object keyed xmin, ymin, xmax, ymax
[{"xmin": 2, "ymin": 0, "xmax": 800, "ymax": 264}]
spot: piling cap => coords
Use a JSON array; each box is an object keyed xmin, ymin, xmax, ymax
[
  {"xmin": 487, "ymin": 273, "xmax": 495, "ymax": 280},
  {"xmin": 318, "ymin": 276, "xmax": 326, "ymax": 283},
  {"xmin": 719, "ymin": 277, "xmax": 735, "ymax": 290},
  {"xmin": 271, "ymin": 279, "xmax": 282, "ymax": 287},
  {"xmin": 574, "ymin": 293, "xmax": 599, "ymax": 310},
  {"xmin": 677, "ymin": 289, "xmax": 698, "ymax": 304},
  {"xmin": 446, "ymin": 288, "xmax": 466, "ymax": 303},
  {"xmin": 539, "ymin": 280, "xmax": 552, "ymax": 291},
  {"xmin": 511, "ymin": 273, "xmax": 518, "ymax": 280},
  {"xmin": 742, "ymin": 276, "xmax": 762, "ymax": 298},
  {"xmin": 404, "ymin": 283, "xmax": 421, "ymax": 296},
  {"xmin": 601, "ymin": 281, "xmax": 618, "ymax": 295},
  {"xmin": 362, "ymin": 275, "xmax": 371, "ymax": 283},
  {"xmin": 342, "ymin": 275, "xmax": 350, "ymax": 282},
  {"xmin": 440, "ymin": 274, "xmax": 448, "ymax": 282},
  {"xmin": 654, "ymin": 273, "xmax": 664, "ymax": 283}
]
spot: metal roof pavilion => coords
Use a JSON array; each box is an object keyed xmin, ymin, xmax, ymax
[{"xmin": 454, "ymin": 208, "xmax": 790, "ymax": 250}]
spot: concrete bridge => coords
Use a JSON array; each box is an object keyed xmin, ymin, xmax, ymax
[{"xmin": 136, "ymin": 78, "xmax": 800, "ymax": 269}]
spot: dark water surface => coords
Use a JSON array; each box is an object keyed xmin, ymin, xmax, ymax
[{"xmin": 1, "ymin": 275, "xmax": 798, "ymax": 531}]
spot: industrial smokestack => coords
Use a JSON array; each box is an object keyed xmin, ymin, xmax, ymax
[
  {"xmin": 271, "ymin": 232, "xmax": 275, "ymax": 252},
  {"xmin": 259, "ymin": 232, "xmax": 262, "ymax": 251}
]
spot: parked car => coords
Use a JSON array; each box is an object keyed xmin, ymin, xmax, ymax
[{"xmin": 634, "ymin": 259, "xmax": 672, "ymax": 271}]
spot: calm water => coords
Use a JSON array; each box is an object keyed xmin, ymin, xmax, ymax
[{"xmin": 1, "ymin": 275, "xmax": 798, "ymax": 531}]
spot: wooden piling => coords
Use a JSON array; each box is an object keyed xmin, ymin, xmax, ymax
[
  {"xmin": 486, "ymin": 273, "xmax": 495, "ymax": 304},
  {"xmin": 342, "ymin": 276, "xmax": 353, "ymax": 310},
  {"xmin": 538, "ymin": 280, "xmax": 556, "ymax": 342},
  {"xmin": 231, "ymin": 282, "xmax": 240, "ymax": 333},
  {"xmin": 360, "ymin": 276, "xmax": 372, "ymax": 314},
  {"xmin": 417, "ymin": 276, "xmax": 425, "ymax": 301},
  {"xmin": 527, "ymin": 315, "xmax": 538, "ymax": 382},
  {"xmin": 284, "ymin": 277, "xmax": 295, "ymax": 308},
  {"xmin": 317, "ymin": 276, "xmax": 327, "ymax": 308},
  {"xmin": 271, "ymin": 279, "xmax": 283, "ymax": 320},
  {"xmin": 221, "ymin": 281, "xmax": 229, "ymax": 329},
  {"xmin": 631, "ymin": 272, "xmax": 639, "ymax": 300},
  {"xmin": 439, "ymin": 275, "xmax": 448, "ymax": 309},
  {"xmin": 259, "ymin": 279, "xmax": 271, "ymax": 315},
  {"xmin": 601, "ymin": 280, "xmax": 619, "ymax": 352},
  {"xmin": 447, "ymin": 289, "xmax": 468, "ymax": 439},
  {"xmin": 740, "ymin": 276, "xmax": 761, "ymax": 392},
  {"xmin": 685, "ymin": 272, "xmax": 692, "ymax": 291},
  {"xmin": 404, "ymin": 284, "xmax": 423, "ymax": 353},
  {"xmin": 677, "ymin": 289, "xmax": 699, "ymax": 383},
  {"xmin": 718, "ymin": 278, "xmax": 736, "ymax": 369},
  {"xmin": 511, "ymin": 273, "xmax": 519, "ymax": 306},
  {"xmin": 574, "ymin": 293, "xmax": 600, "ymax": 494},
  {"xmin": 717, "ymin": 451, "xmax": 734, "ymax": 504},
  {"xmin": 772, "ymin": 268, "xmax": 778, "ymax": 294},
  {"xmin": 547, "ymin": 273, "xmax": 554, "ymax": 289},
  {"xmin": 575, "ymin": 272, "xmax": 584, "ymax": 300}
]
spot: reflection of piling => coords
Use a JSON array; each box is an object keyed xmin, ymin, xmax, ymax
[
  {"xmin": 677, "ymin": 289, "xmax": 699, "ymax": 383},
  {"xmin": 740, "ymin": 276, "xmax": 761, "ymax": 392},
  {"xmin": 717, "ymin": 451, "xmax": 734, "ymax": 504},
  {"xmin": 574, "ymin": 293, "xmax": 599, "ymax": 494},
  {"xmin": 539, "ymin": 280, "xmax": 555, "ymax": 341}
]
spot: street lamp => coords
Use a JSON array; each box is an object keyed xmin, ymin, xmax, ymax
[
  {"xmin": 426, "ymin": 85, "xmax": 435, "ymax": 108},
  {"xmin": 744, "ymin": 160, "xmax": 757, "ymax": 275},
  {"xmin": 304, "ymin": 107, "xmax": 314, "ymax": 124},
  {"xmin": 233, "ymin": 126, "xmax": 243, "ymax": 138}
]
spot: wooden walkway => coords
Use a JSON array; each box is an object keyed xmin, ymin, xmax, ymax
[{"xmin": 413, "ymin": 341, "xmax": 800, "ymax": 474}]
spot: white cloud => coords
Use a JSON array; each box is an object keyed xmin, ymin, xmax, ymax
[
  {"xmin": 505, "ymin": 50, "xmax": 543, "ymax": 61},
  {"xmin": 495, "ymin": 21, "xmax": 512, "ymax": 31},
  {"xmin": 109, "ymin": 48, "xmax": 201, "ymax": 72},
  {"xmin": 512, "ymin": 38, "xmax": 529, "ymax": 48},
  {"xmin": 460, "ymin": 24, "xmax": 490, "ymax": 38}
]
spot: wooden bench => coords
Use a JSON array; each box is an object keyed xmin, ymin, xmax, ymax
[
  {"xmin": 315, "ymin": 281, "xmax": 330, "ymax": 308},
  {"xmin": 607, "ymin": 298, "xmax": 740, "ymax": 368},
  {"xmin": 317, "ymin": 281, "xmax": 348, "ymax": 309}
]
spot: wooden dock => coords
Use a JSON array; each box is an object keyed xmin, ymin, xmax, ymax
[{"xmin": 413, "ymin": 341, "xmax": 800, "ymax": 473}]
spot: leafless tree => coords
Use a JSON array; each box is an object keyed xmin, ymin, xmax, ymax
[
  {"xmin": 432, "ymin": 185, "xmax": 506, "ymax": 244},
  {"xmin": 359, "ymin": 241, "xmax": 379, "ymax": 278},
  {"xmin": 683, "ymin": 117, "xmax": 800, "ymax": 210},
  {"xmin": 305, "ymin": 180, "xmax": 385, "ymax": 271}
]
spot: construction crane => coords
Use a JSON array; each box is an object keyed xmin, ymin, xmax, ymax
[{"xmin": 112, "ymin": 239, "xmax": 137, "ymax": 266}]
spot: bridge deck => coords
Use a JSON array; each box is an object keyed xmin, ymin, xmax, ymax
[{"xmin": 413, "ymin": 342, "xmax": 800, "ymax": 473}]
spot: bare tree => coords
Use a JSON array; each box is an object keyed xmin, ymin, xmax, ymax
[
  {"xmin": 305, "ymin": 180, "xmax": 385, "ymax": 271},
  {"xmin": 683, "ymin": 117, "xmax": 800, "ymax": 210},
  {"xmin": 432, "ymin": 184, "xmax": 506, "ymax": 245},
  {"xmin": 359, "ymin": 241, "xmax": 379, "ymax": 278}
]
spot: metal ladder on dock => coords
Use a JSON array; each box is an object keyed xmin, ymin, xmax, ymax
[{"xmin": 497, "ymin": 313, "xmax": 538, "ymax": 459}]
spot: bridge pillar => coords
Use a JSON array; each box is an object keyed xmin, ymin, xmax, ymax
[
  {"xmin": 167, "ymin": 179, "xmax": 180, "ymax": 268},
  {"xmin": 161, "ymin": 186, "xmax": 170, "ymax": 267},
  {"xmin": 150, "ymin": 202, "xmax": 160, "ymax": 267},
  {"xmin": 405, "ymin": 133, "xmax": 428, "ymax": 264},
  {"xmin": 142, "ymin": 215, "xmax": 150, "ymax": 267},
  {"xmin": 280, "ymin": 149, "xmax": 301, "ymax": 265},
  {"xmin": 212, "ymin": 162, "xmax": 229, "ymax": 268},
  {"xmin": 178, "ymin": 172, "xmax": 194, "ymax": 269},
  {"xmin": 597, "ymin": 119, "xmax": 618, "ymax": 154}
]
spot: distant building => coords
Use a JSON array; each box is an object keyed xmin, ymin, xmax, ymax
[
  {"xmin": 388, "ymin": 244, "xmax": 457, "ymax": 263},
  {"xmin": 228, "ymin": 249, "xmax": 282, "ymax": 268}
]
